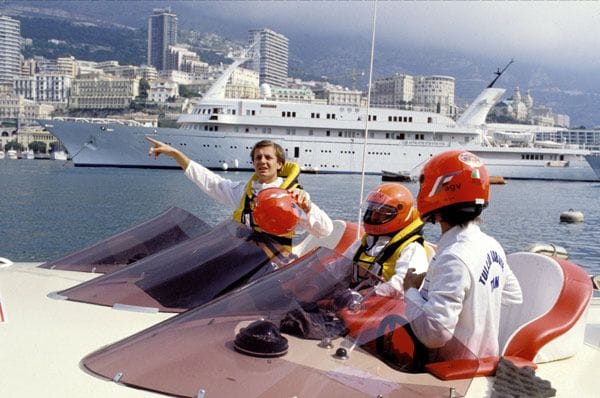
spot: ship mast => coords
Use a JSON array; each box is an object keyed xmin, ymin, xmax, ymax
[
  {"xmin": 202, "ymin": 42, "xmax": 257, "ymax": 101},
  {"xmin": 487, "ymin": 58, "xmax": 514, "ymax": 88}
]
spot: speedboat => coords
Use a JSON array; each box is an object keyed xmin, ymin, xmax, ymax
[
  {"xmin": 1, "ymin": 209, "xmax": 598, "ymax": 397},
  {"xmin": 20, "ymin": 149, "xmax": 35, "ymax": 160},
  {"xmin": 0, "ymin": 208, "xmax": 359, "ymax": 397}
]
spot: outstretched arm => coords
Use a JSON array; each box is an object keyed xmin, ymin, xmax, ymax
[{"xmin": 146, "ymin": 136, "xmax": 191, "ymax": 170}]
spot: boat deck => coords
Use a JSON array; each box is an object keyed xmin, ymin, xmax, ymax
[
  {"xmin": 0, "ymin": 263, "xmax": 173, "ymax": 397},
  {"xmin": 1, "ymin": 262, "xmax": 598, "ymax": 397}
]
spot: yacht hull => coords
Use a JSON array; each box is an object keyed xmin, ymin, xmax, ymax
[{"xmin": 42, "ymin": 119, "xmax": 599, "ymax": 182}]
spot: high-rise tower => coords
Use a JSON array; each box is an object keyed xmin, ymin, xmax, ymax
[
  {"xmin": 147, "ymin": 8, "xmax": 177, "ymax": 71},
  {"xmin": 247, "ymin": 29, "xmax": 288, "ymax": 87},
  {"xmin": 0, "ymin": 15, "xmax": 22, "ymax": 84}
]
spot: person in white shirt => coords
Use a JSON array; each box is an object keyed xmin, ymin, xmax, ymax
[
  {"xmin": 403, "ymin": 150, "xmax": 523, "ymax": 362},
  {"xmin": 350, "ymin": 183, "xmax": 429, "ymax": 297},
  {"xmin": 146, "ymin": 137, "xmax": 333, "ymax": 251}
]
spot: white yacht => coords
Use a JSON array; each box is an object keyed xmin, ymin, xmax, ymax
[
  {"xmin": 50, "ymin": 150, "xmax": 68, "ymax": 161},
  {"xmin": 40, "ymin": 58, "xmax": 599, "ymax": 182},
  {"xmin": 20, "ymin": 149, "xmax": 34, "ymax": 160},
  {"xmin": 6, "ymin": 149, "xmax": 17, "ymax": 159}
]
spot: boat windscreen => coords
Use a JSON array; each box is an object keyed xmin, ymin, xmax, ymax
[
  {"xmin": 39, "ymin": 207, "xmax": 211, "ymax": 273},
  {"xmin": 57, "ymin": 220, "xmax": 290, "ymax": 312},
  {"xmin": 81, "ymin": 249, "xmax": 477, "ymax": 397}
]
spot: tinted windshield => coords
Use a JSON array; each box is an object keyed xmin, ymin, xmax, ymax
[
  {"xmin": 39, "ymin": 207, "xmax": 211, "ymax": 273},
  {"xmin": 82, "ymin": 248, "xmax": 477, "ymax": 397},
  {"xmin": 57, "ymin": 220, "xmax": 291, "ymax": 312}
]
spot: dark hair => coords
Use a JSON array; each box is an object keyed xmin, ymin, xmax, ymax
[
  {"xmin": 437, "ymin": 203, "xmax": 486, "ymax": 227},
  {"xmin": 250, "ymin": 140, "xmax": 286, "ymax": 164}
]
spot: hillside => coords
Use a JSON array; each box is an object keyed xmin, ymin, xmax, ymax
[{"xmin": 2, "ymin": 1, "xmax": 600, "ymax": 127}]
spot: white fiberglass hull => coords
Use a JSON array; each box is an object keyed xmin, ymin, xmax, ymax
[
  {"xmin": 0, "ymin": 263, "xmax": 172, "ymax": 397},
  {"xmin": 1, "ymin": 261, "xmax": 598, "ymax": 397},
  {"xmin": 41, "ymin": 119, "xmax": 599, "ymax": 182}
]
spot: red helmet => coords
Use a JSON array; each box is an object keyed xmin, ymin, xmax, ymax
[
  {"xmin": 417, "ymin": 150, "xmax": 489, "ymax": 219},
  {"xmin": 363, "ymin": 183, "xmax": 419, "ymax": 235},
  {"xmin": 252, "ymin": 187, "xmax": 301, "ymax": 236}
]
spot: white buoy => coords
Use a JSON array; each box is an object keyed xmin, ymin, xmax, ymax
[
  {"xmin": 560, "ymin": 209, "xmax": 584, "ymax": 223},
  {"xmin": 222, "ymin": 162, "xmax": 228, "ymax": 171},
  {"xmin": 233, "ymin": 159, "xmax": 239, "ymax": 168}
]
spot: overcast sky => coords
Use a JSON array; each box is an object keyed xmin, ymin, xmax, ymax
[{"xmin": 178, "ymin": 1, "xmax": 600, "ymax": 70}]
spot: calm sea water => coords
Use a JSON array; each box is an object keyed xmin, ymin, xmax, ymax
[{"xmin": 2, "ymin": 159, "xmax": 599, "ymax": 275}]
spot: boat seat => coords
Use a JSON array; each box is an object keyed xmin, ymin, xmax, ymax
[
  {"xmin": 425, "ymin": 252, "xmax": 593, "ymax": 381},
  {"xmin": 499, "ymin": 252, "xmax": 593, "ymax": 363},
  {"xmin": 292, "ymin": 220, "xmax": 359, "ymax": 258}
]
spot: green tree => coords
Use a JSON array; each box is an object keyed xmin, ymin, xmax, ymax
[
  {"xmin": 138, "ymin": 78, "xmax": 150, "ymax": 99},
  {"xmin": 179, "ymin": 85, "xmax": 200, "ymax": 98},
  {"xmin": 29, "ymin": 141, "xmax": 47, "ymax": 153},
  {"xmin": 4, "ymin": 141, "xmax": 24, "ymax": 151}
]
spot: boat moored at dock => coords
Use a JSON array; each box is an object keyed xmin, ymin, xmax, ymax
[{"xmin": 40, "ymin": 57, "xmax": 599, "ymax": 182}]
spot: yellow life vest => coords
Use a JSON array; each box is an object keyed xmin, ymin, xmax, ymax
[
  {"xmin": 353, "ymin": 217, "xmax": 425, "ymax": 281},
  {"xmin": 232, "ymin": 161, "xmax": 301, "ymax": 253}
]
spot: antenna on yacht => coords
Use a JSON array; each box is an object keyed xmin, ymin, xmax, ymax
[
  {"xmin": 356, "ymin": 0, "xmax": 379, "ymax": 239},
  {"xmin": 487, "ymin": 58, "xmax": 514, "ymax": 88}
]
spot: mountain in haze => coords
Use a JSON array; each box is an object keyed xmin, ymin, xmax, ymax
[{"xmin": 3, "ymin": 1, "xmax": 600, "ymax": 127}]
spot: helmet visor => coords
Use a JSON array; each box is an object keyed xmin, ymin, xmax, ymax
[{"xmin": 363, "ymin": 202, "xmax": 399, "ymax": 225}]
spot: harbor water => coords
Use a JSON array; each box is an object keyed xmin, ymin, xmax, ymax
[{"xmin": 1, "ymin": 159, "xmax": 599, "ymax": 275}]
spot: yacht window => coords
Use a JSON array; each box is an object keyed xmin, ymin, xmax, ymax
[{"xmin": 326, "ymin": 130, "xmax": 330, "ymax": 136}]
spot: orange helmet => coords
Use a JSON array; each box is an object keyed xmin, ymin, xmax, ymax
[
  {"xmin": 417, "ymin": 150, "xmax": 489, "ymax": 220},
  {"xmin": 363, "ymin": 183, "xmax": 419, "ymax": 235},
  {"xmin": 252, "ymin": 187, "xmax": 302, "ymax": 236}
]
